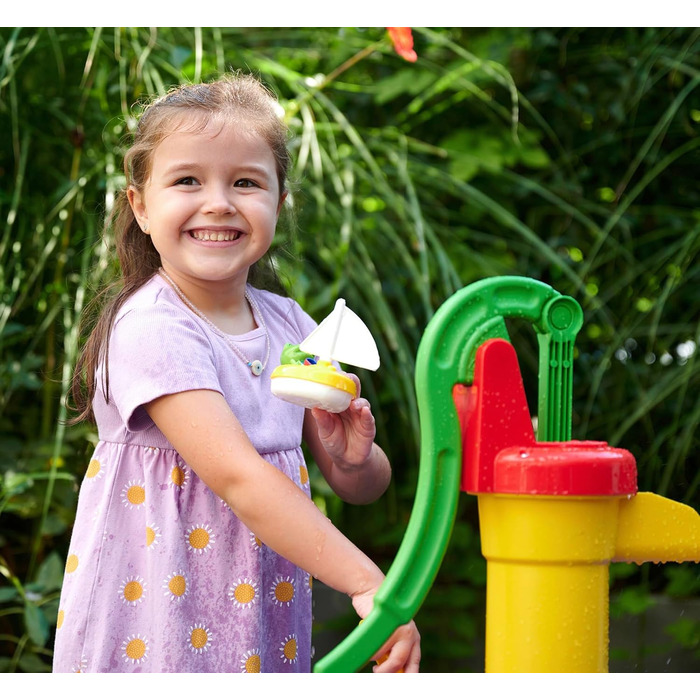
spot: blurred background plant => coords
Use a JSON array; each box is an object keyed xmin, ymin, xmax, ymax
[{"xmin": 0, "ymin": 26, "xmax": 697, "ymax": 672}]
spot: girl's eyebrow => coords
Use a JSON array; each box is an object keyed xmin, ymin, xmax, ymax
[
  {"xmin": 160, "ymin": 161, "xmax": 206, "ymax": 177},
  {"xmin": 163, "ymin": 162, "xmax": 199, "ymax": 173}
]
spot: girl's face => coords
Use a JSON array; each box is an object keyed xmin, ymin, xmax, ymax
[{"xmin": 128, "ymin": 118, "xmax": 285, "ymax": 300}]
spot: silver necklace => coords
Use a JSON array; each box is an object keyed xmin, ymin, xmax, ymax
[{"xmin": 158, "ymin": 268, "xmax": 270, "ymax": 376}]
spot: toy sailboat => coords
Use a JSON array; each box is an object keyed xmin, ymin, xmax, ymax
[{"xmin": 270, "ymin": 299, "xmax": 380, "ymax": 412}]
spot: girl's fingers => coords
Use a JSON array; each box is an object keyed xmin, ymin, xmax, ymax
[
  {"xmin": 403, "ymin": 639, "xmax": 422, "ymax": 673},
  {"xmin": 370, "ymin": 623, "xmax": 421, "ymax": 673}
]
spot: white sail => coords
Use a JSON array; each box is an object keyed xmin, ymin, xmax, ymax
[{"xmin": 299, "ymin": 299, "xmax": 380, "ymax": 371}]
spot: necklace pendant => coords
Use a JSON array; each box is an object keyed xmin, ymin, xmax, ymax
[{"xmin": 249, "ymin": 360, "xmax": 264, "ymax": 376}]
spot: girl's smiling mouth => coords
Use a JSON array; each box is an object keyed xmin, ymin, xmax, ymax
[{"xmin": 189, "ymin": 229, "xmax": 243, "ymax": 242}]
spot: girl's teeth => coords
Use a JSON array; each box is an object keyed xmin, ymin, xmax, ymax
[{"xmin": 192, "ymin": 231, "xmax": 239, "ymax": 241}]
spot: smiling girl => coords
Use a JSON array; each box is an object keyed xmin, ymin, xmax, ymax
[{"xmin": 53, "ymin": 73, "xmax": 420, "ymax": 674}]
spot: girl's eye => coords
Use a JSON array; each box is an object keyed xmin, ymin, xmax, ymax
[
  {"xmin": 235, "ymin": 178, "xmax": 258, "ymax": 188},
  {"xmin": 175, "ymin": 176, "xmax": 198, "ymax": 186}
]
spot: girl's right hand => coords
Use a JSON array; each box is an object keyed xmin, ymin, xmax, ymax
[{"xmin": 351, "ymin": 589, "xmax": 421, "ymax": 673}]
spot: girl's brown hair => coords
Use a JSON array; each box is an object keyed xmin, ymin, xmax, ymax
[{"xmin": 69, "ymin": 73, "xmax": 292, "ymax": 424}]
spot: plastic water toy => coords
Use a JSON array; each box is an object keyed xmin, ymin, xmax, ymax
[
  {"xmin": 314, "ymin": 276, "xmax": 700, "ymax": 673},
  {"xmin": 271, "ymin": 298, "xmax": 380, "ymax": 413}
]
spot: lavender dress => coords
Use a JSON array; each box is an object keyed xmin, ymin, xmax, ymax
[{"xmin": 53, "ymin": 275, "xmax": 318, "ymax": 673}]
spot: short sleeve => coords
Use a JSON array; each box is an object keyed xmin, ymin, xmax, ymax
[{"xmin": 107, "ymin": 302, "xmax": 223, "ymax": 432}]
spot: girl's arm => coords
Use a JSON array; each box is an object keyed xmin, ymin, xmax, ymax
[
  {"xmin": 145, "ymin": 388, "xmax": 420, "ymax": 672},
  {"xmin": 302, "ymin": 373, "xmax": 391, "ymax": 505}
]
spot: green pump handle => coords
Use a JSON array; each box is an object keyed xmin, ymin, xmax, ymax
[{"xmin": 314, "ymin": 276, "xmax": 583, "ymax": 672}]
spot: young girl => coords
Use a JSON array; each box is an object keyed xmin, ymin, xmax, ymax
[{"xmin": 53, "ymin": 73, "xmax": 420, "ymax": 673}]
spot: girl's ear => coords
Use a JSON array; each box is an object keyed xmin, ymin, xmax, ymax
[{"xmin": 127, "ymin": 186, "xmax": 150, "ymax": 234}]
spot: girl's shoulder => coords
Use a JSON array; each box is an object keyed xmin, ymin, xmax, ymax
[
  {"xmin": 115, "ymin": 274, "xmax": 176, "ymax": 321},
  {"xmin": 249, "ymin": 286, "xmax": 299, "ymax": 317},
  {"xmin": 248, "ymin": 286, "xmax": 317, "ymax": 338},
  {"xmin": 111, "ymin": 275, "xmax": 211, "ymax": 348}
]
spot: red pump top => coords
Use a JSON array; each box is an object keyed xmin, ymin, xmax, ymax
[{"xmin": 455, "ymin": 338, "xmax": 637, "ymax": 497}]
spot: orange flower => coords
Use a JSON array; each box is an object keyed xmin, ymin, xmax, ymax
[{"xmin": 387, "ymin": 27, "xmax": 418, "ymax": 63}]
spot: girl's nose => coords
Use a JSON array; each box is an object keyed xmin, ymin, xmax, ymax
[{"xmin": 203, "ymin": 184, "xmax": 236, "ymax": 215}]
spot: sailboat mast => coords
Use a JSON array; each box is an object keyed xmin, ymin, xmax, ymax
[{"xmin": 324, "ymin": 299, "xmax": 346, "ymax": 362}]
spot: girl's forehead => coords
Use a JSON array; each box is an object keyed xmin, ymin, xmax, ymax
[
  {"xmin": 159, "ymin": 117, "xmax": 264, "ymax": 148},
  {"xmin": 152, "ymin": 119, "xmax": 274, "ymax": 164}
]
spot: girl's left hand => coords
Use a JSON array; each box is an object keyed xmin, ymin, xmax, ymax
[
  {"xmin": 310, "ymin": 374, "xmax": 375, "ymax": 468},
  {"xmin": 352, "ymin": 587, "xmax": 421, "ymax": 673}
]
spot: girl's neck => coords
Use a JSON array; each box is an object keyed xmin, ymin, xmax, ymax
[{"xmin": 158, "ymin": 267, "xmax": 257, "ymax": 336}]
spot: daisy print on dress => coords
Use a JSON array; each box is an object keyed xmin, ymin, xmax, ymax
[
  {"xmin": 169, "ymin": 462, "xmax": 189, "ymax": 489},
  {"xmin": 228, "ymin": 577, "xmax": 259, "ymax": 609},
  {"xmin": 270, "ymin": 575, "xmax": 295, "ymax": 607},
  {"xmin": 71, "ymin": 657, "xmax": 88, "ymax": 673},
  {"xmin": 188, "ymin": 623, "xmax": 213, "ymax": 654},
  {"xmin": 280, "ymin": 633, "xmax": 298, "ymax": 665},
  {"xmin": 240, "ymin": 648, "xmax": 261, "ymax": 673},
  {"xmin": 186, "ymin": 523, "xmax": 215, "ymax": 553},
  {"xmin": 249, "ymin": 531, "xmax": 263, "ymax": 551},
  {"xmin": 146, "ymin": 522, "xmax": 161, "ymax": 549},
  {"xmin": 64, "ymin": 553, "xmax": 79, "ymax": 575},
  {"xmin": 119, "ymin": 575, "xmax": 146, "ymax": 606},
  {"xmin": 122, "ymin": 633, "xmax": 149, "ymax": 665},
  {"xmin": 121, "ymin": 479, "xmax": 146, "ymax": 509},
  {"xmin": 163, "ymin": 570, "xmax": 189, "ymax": 603},
  {"xmin": 85, "ymin": 458, "xmax": 103, "ymax": 481}
]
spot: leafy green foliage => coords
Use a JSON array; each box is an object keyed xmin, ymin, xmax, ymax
[{"xmin": 1, "ymin": 26, "xmax": 698, "ymax": 672}]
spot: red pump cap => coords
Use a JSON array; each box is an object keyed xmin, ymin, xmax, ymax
[{"xmin": 455, "ymin": 339, "xmax": 637, "ymax": 497}]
